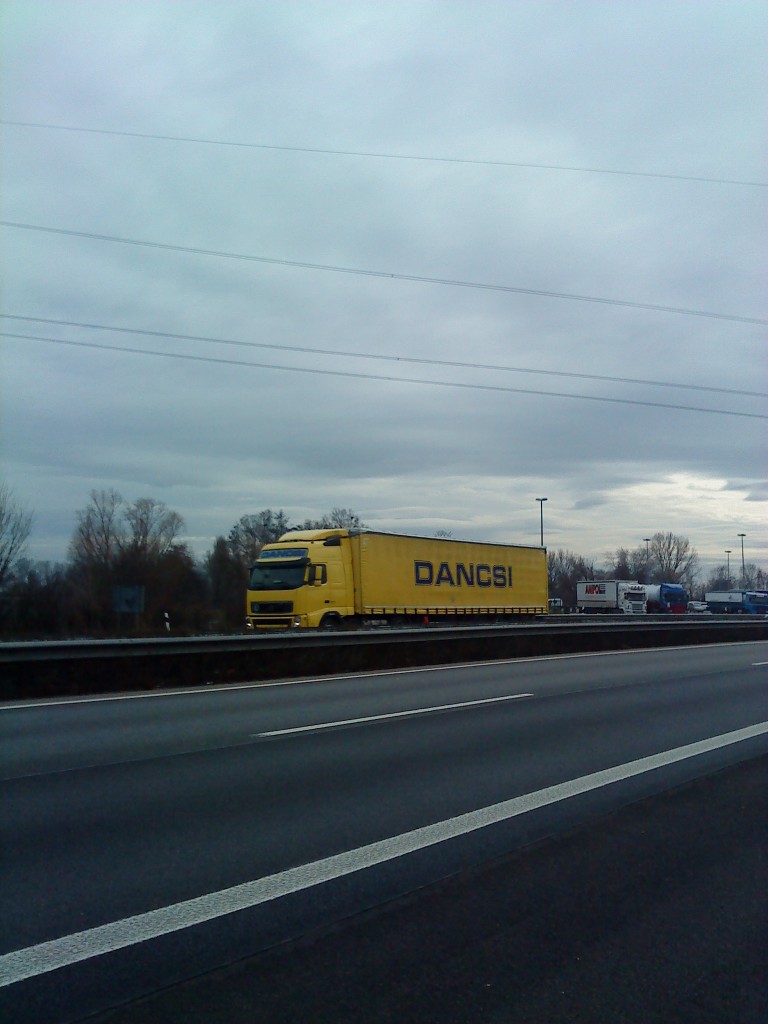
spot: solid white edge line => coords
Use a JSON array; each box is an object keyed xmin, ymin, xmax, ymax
[
  {"xmin": 255, "ymin": 692, "xmax": 534, "ymax": 736},
  {"xmin": 3, "ymin": 639, "xmax": 766, "ymax": 710},
  {"xmin": 2, "ymin": 720, "xmax": 767, "ymax": 988}
]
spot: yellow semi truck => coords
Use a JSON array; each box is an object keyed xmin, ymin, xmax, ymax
[{"xmin": 246, "ymin": 528, "xmax": 547, "ymax": 629}]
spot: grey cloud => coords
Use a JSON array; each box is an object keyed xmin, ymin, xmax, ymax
[{"xmin": 1, "ymin": 0, "xmax": 765, "ymax": 570}]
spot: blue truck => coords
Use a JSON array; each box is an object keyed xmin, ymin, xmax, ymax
[
  {"xmin": 644, "ymin": 583, "xmax": 689, "ymax": 614},
  {"xmin": 705, "ymin": 590, "xmax": 768, "ymax": 615}
]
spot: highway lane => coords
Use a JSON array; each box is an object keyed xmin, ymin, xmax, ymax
[
  {"xmin": 1, "ymin": 642, "xmax": 766, "ymax": 1022},
  {"xmin": 84, "ymin": 755, "xmax": 768, "ymax": 1024},
  {"xmin": 3, "ymin": 641, "xmax": 766, "ymax": 776}
]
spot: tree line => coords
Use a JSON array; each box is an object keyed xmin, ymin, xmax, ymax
[
  {"xmin": 0, "ymin": 483, "xmax": 764, "ymax": 637},
  {"xmin": 0, "ymin": 486, "xmax": 365, "ymax": 638},
  {"xmin": 548, "ymin": 535, "xmax": 765, "ymax": 611}
]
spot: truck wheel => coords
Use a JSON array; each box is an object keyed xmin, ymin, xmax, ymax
[{"xmin": 319, "ymin": 613, "xmax": 342, "ymax": 630}]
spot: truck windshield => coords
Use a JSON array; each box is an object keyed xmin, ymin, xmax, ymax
[{"xmin": 249, "ymin": 563, "xmax": 307, "ymax": 591}]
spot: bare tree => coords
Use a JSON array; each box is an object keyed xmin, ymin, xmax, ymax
[
  {"xmin": 741, "ymin": 562, "xmax": 766, "ymax": 589},
  {"xmin": 69, "ymin": 489, "xmax": 125, "ymax": 569},
  {"xmin": 547, "ymin": 549, "xmax": 596, "ymax": 610},
  {"xmin": 604, "ymin": 546, "xmax": 633, "ymax": 580},
  {"xmin": 605, "ymin": 544, "xmax": 651, "ymax": 582},
  {"xmin": 649, "ymin": 531, "xmax": 699, "ymax": 584},
  {"xmin": 124, "ymin": 498, "xmax": 185, "ymax": 558},
  {"xmin": 703, "ymin": 565, "xmax": 731, "ymax": 592},
  {"xmin": 298, "ymin": 508, "xmax": 367, "ymax": 531},
  {"xmin": 325, "ymin": 507, "xmax": 365, "ymax": 529},
  {"xmin": 67, "ymin": 490, "xmax": 190, "ymax": 633},
  {"xmin": 228, "ymin": 510, "xmax": 293, "ymax": 567},
  {"xmin": 0, "ymin": 483, "xmax": 33, "ymax": 588}
]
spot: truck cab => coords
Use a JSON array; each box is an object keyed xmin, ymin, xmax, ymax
[{"xmin": 246, "ymin": 530, "xmax": 353, "ymax": 629}]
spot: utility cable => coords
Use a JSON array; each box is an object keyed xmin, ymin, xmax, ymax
[
  {"xmin": 1, "ymin": 120, "xmax": 765, "ymax": 188},
  {"xmin": 2, "ymin": 314, "xmax": 764, "ymax": 399},
  {"xmin": 1, "ymin": 221, "xmax": 765, "ymax": 326},
  {"xmin": 2, "ymin": 332, "xmax": 765, "ymax": 420}
]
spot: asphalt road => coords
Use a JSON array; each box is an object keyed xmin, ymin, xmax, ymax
[
  {"xmin": 1, "ymin": 641, "xmax": 766, "ymax": 1022},
  {"xmin": 91, "ymin": 753, "xmax": 768, "ymax": 1024}
]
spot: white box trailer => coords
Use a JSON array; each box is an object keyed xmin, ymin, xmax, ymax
[{"xmin": 576, "ymin": 580, "xmax": 647, "ymax": 614}]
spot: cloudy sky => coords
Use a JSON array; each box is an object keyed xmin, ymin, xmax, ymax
[{"xmin": 1, "ymin": 1, "xmax": 766, "ymax": 576}]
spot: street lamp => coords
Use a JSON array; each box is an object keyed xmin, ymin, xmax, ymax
[
  {"xmin": 737, "ymin": 533, "xmax": 746, "ymax": 586},
  {"xmin": 536, "ymin": 498, "xmax": 548, "ymax": 547},
  {"xmin": 725, "ymin": 550, "xmax": 731, "ymax": 585}
]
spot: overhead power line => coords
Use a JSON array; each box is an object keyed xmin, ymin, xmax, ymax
[
  {"xmin": 2, "ymin": 332, "xmax": 765, "ymax": 420},
  {"xmin": 2, "ymin": 120, "xmax": 765, "ymax": 188},
  {"xmin": 1, "ymin": 221, "xmax": 765, "ymax": 326},
  {"xmin": 2, "ymin": 314, "xmax": 765, "ymax": 399}
]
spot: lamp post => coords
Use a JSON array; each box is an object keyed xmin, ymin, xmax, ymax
[
  {"xmin": 737, "ymin": 534, "xmax": 746, "ymax": 586},
  {"xmin": 725, "ymin": 550, "xmax": 731, "ymax": 585},
  {"xmin": 536, "ymin": 498, "xmax": 548, "ymax": 547}
]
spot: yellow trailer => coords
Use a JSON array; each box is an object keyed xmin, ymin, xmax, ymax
[{"xmin": 246, "ymin": 529, "xmax": 547, "ymax": 629}]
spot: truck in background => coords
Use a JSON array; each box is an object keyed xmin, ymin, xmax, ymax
[
  {"xmin": 705, "ymin": 590, "xmax": 768, "ymax": 615},
  {"xmin": 576, "ymin": 580, "xmax": 647, "ymax": 615},
  {"xmin": 644, "ymin": 583, "xmax": 689, "ymax": 614},
  {"xmin": 246, "ymin": 529, "xmax": 548, "ymax": 629}
]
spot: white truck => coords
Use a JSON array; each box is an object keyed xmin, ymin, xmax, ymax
[{"xmin": 576, "ymin": 580, "xmax": 647, "ymax": 615}]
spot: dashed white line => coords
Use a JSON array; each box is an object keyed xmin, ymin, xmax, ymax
[
  {"xmin": 254, "ymin": 692, "xmax": 534, "ymax": 737},
  {"xmin": 2, "ymin": 719, "xmax": 766, "ymax": 988}
]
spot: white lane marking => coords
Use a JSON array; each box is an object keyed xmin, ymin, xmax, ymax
[
  {"xmin": 753, "ymin": 661, "xmax": 768, "ymax": 666},
  {"xmin": 4, "ymin": 639, "xmax": 765, "ymax": 710},
  {"xmin": 254, "ymin": 692, "xmax": 534, "ymax": 737},
  {"xmin": 2, "ymin": 720, "xmax": 766, "ymax": 988}
]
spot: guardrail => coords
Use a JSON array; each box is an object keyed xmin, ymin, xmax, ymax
[{"xmin": 2, "ymin": 617, "xmax": 767, "ymax": 700}]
